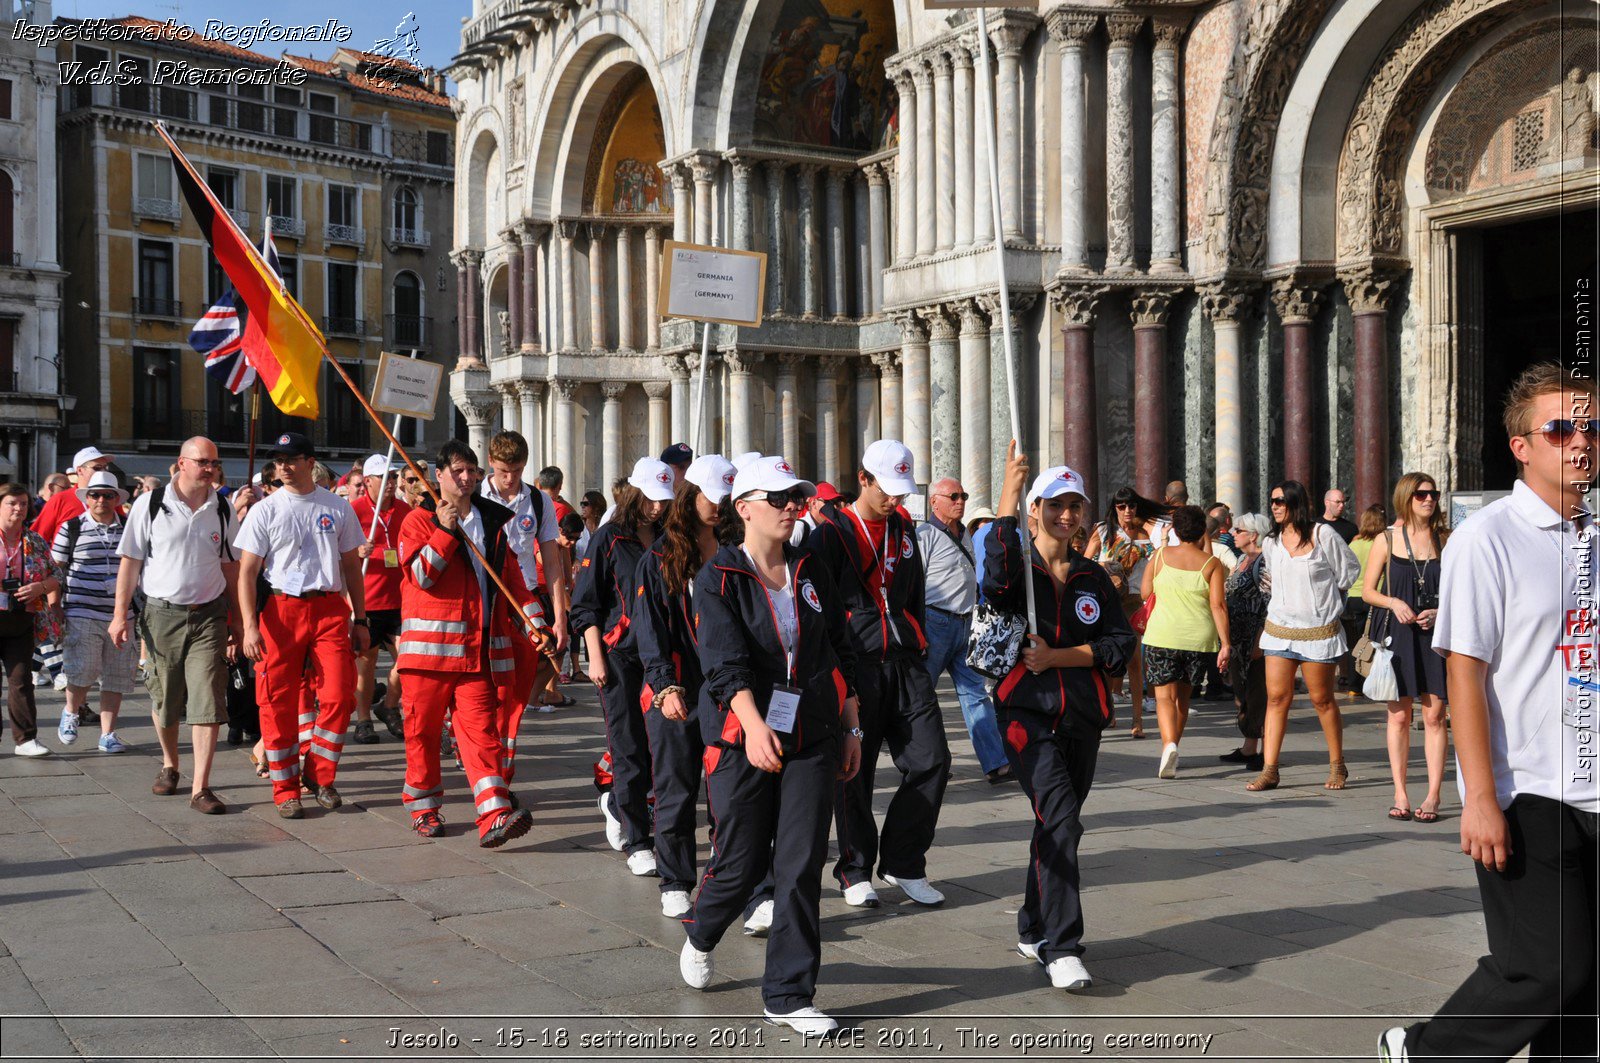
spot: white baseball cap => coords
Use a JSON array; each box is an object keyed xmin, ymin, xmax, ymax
[
  {"xmin": 362, "ymin": 454, "xmax": 397, "ymax": 479},
  {"xmin": 862, "ymin": 439, "xmax": 916, "ymax": 496},
  {"xmin": 72, "ymin": 446, "xmax": 112, "ymax": 469},
  {"xmin": 731, "ymin": 451, "xmax": 764, "ymax": 472},
  {"xmin": 685, "ymin": 454, "xmax": 738, "ymax": 505},
  {"xmin": 731, "ymin": 455, "xmax": 816, "ymax": 503},
  {"xmin": 628, "ymin": 457, "xmax": 677, "ymax": 503},
  {"xmin": 1027, "ymin": 466, "xmax": 1091, "ymax": 507}
]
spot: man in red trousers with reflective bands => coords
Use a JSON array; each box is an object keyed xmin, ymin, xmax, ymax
[{"xmin": 397, "ymin": 439, "xmax": 547, "ymax": 848}]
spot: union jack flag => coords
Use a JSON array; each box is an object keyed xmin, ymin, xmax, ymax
[{"xmin": 189, "ymin": 231, "xmax": 281, "ymax": 394}]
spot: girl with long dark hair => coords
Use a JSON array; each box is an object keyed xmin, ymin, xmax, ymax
[{"xmin": 1083, "ymin": 487, "xmax": 1170, "ymax": 737}]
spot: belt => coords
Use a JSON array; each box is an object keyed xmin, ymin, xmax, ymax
[
  {"xmin": 270, "ymin": 589, "xmax": 336, "ymax": 599},
  {"xmin": 1263, "ymin": 619, "xmax": 1340, "ymax": 641},
  {"xmin": 147, "ymin": 595, "xmax": 222, "ymax": 612},
  {"xmin": 927, "ymin": 605, "xmax": 971, "ymax": 619}
]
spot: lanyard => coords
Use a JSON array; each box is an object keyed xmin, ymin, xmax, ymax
[
  {"xmin": 846, "ymin": 505, "xmax": 902, "ymax": 645},
  {"xmin": 744, "ymin": 547, "xmax": 797, "ymax": 681},
  {"xmin": 0, "ymin": 534, "xmax": 22, "ymax": 581}
]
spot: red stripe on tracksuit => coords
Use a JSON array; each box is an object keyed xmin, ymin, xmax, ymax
[{"xmin": 256, "ymin": 594, "xmax": 355, "ymax": 803}]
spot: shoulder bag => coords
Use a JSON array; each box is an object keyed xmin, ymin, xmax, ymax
[
  {"xmin": 1352, "ymin": 531, "xmax": 1394, "ymax": 678},
  {"xmin": 966, "ymin": 601, "xmax": 1026, "ymax": 679},
  {"xmin": 1129, "ymin": 548, "xmax": 1162, "ymax": 635}
]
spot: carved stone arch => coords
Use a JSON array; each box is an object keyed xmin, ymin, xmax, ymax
[{"xmin": 1335, "ymin": 0, "xmax": 1548, "ymax": 265}]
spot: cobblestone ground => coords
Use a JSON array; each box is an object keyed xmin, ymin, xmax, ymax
[{"xmin": 0, "ymin": 678, "xmax": 1499, "ymax": 1062}]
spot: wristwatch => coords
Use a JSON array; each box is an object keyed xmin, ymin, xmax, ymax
[
  {"xmin": 846, "ymin": 726, "xmax": 865, "ymax": 740},
  {"xmin": 352, "ymin": 618, "xmax": 369, "ymax": 627}
]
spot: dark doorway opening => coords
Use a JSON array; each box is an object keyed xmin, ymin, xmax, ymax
[{"xmin": 1479, "ymin": 205, "xmax": 1599, "ymax": 489}]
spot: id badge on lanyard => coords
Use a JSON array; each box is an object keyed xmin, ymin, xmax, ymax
[{"xmin": 849, "ymin": 508, "xmax": 901, "ymax": 645}]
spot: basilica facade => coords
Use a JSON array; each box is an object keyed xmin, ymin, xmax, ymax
[{"xmin": 445, "ymin": 0, "xmax": 1598, "ymax": 515}]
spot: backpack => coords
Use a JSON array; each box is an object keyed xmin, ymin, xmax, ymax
[{"xmin": 145, "ymin": 485, "xmax": 233, "ymax": 559}]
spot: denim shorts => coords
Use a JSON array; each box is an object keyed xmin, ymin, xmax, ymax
[{"xmin": 1264, "ymin": 647, "xmax": 1339, "ymax": 665}]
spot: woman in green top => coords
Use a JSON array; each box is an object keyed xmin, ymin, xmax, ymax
[{"xmin": 1139, "ymin": 506, "xmax": 1232, "ymax": 780}]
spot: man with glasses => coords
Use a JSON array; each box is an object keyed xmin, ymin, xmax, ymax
[
  {"xmin": 1318, "ymin": 488, "xmax": 1357, "ymax": 543},
  {"xmin": 33, "ymin": 447, "xmax": 117, "ymax": 690},
  {"xmin": 111, "ymin": 437, "xmax": 239, "ymax": 814},
  {"xmin": 809, "ymin": 439, "xmax": 951, "ymax": 908},
  {"xmin": 1381, "ymin": 362, "xmax": 1600, "ymax": 1061},
  {"xmin": 917, "ymin": 478, "xmax": 1008, "ymax": 785}
]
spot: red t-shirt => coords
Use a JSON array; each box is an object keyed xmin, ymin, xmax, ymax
[
  {"xmin": 31, "ymin": 489, "xmax": 85, "ymax": 546},
  {"xmin": 349, "ymin": 492, "xmax": 412, "ymax": 611},
  {"xmin": 846, "ymin": 509, "xmax": 891, "ymax": 599}
]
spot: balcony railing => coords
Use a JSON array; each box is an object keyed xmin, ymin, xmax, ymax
[
  {"xmin": 134, "ymin": 197, "xmax": 181, "ymax": 221},
  {"xmin": 323, "ymin": 316, "xmax": 365, "ymax": 337},
  {"xmin": 267, "ymin": 215, "xmax": 305, "ymax": 239},
  {"xmin": 309, "ymin": 114, "xmax": 374, "ymax": 152},
  {"xmin": 325, "ymin": 223, "xmax": 366, "ymax": 246},
  {"xmin": 133, "ymin": 296, "xmax": 184, "ymax": 319},
  {"xmin": 387, "ymin": 314, "xmax": 432, "ymax": 350},
  {"xmin": 387, "ymin": 226, "xmax": 431, "ymax": 248}
]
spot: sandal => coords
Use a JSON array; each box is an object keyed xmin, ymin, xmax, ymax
[
  {"xmin": 1129, "ymin": 725, "xmax": 1146, "ymax": 740},
  {"xmin": 1246, "ymin": 764, "xmax": 1280, "ymax": 792},
  {"xmin": 1413, "ymin": 803, "xmax": 1441, "ymax": 823},
  {"xmin": 248, "ymin": 752, "xmax": 269, "ymax": 779},
  {"xmin": 1324, "ymin": 759, "xmax": 1349, "ymax": 791},
  {"xmin": 1387, "ymin": 805, "xmax": 1413, "ymax": 821}
]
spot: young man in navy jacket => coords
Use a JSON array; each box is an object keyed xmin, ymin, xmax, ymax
[{"xmin": 806, "ymin": 439, "xmax": 951, "ymax": 908}]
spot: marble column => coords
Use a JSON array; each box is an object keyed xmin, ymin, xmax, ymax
[
  {"xmin": 1048, "ymin": 11, "xmax": 1096, "ymax": 271},
  {"xmin": 892, "ymin": 65, "xmax": 918, "ymax": 267},
  {"xmin": 456, "ymin": 249, "xmax": 484, "ymax": 365},
  {"xmin": 971, "ymin": 34, "xmax": 994, "ymax": 247},
  {"xmin": 777, "ymin": 354, "xmax": 802, "ymax": 460},
  {"xmin": 667, "ymin": 164, "xmax": 692, "ymax": 244},
  {"xmin": 796, "ymin": 164, "xmax": 822, "ymax": 320},
  {"xmin": 499, "ymin": 384, "xmax": 519, "ymax": 434},
  {"xmin": 896, "ymin": 312, "xmax": 932, "ymax": 486},
  {"xmin": 690, "ymin": 155, "xmax": 718, "ymax": 246},
  {"xmin": 982, "ymin": 291, "xmax": 1034, "ymax": 500},
  {"xmin": 855, "ymin": 357, "xmax": 880, "ymax": 455},
  {"xmin": 991, "ymin": 21, "xmax": 1030, "ymax": 241},
  {"xmin": 1341, "ymin": 267, "xmax": 1399, "ymax": 513},
  {"xmin": 956, "ymin": 299, "xmax": 992, "ymax": 507},
  {"xmin": 913, "ymin": 59, "xmax": 935, "ymax": 258},
  {"xmin": 923, "ymin": 305, "xmax": 960, "ymax": 484},
  {"xmin": 1053, "ymin": 285, "xmax": 1108, "ymax": 499},
  {"xmin": 521, "ymin": 227, "xmax": 540, "ymax": 348},
  {"xmin": 558, "ymin": 222, "xmax": 578, "ymax": 351},
  {"xmin": 853, "ymin": 171, "xmax": 871, "ymax": 319},
  {"xmin": 457, "ymin": 390, "xmax": 495, "ymax": 463},
  {"xmin": 826, "ymin": 167, "xmax": 849, "ymax": 321},
  {"xmin": 644, "ymin": 380, "xmax": 670, "ymax": 457},
  {"xmin": 953, "ymin": 43, "xmax": 975, "ymax": 250},
  {"xmin": 866, "ymin": 163, "xmax": 889, "ymax": 315},
  {"xmin": 727, "ymin": 350, "xmax": 762, "ymax": 457},
  {"xmin": 815, "ymin": 356, "xmax": 842, "ymax": 484},
  {"xmin": 644, "ymin": 225, "xmax": 662, "ymax": 350},
  {"xmin": 1150, "ymin": 19, "xmax": 1185, "ymax": 273},
  {"xmin": 1105, "ymin": 14, "xmax": 1143, "ymax": 272},
  {"xmin": 765, "ymin": 161, "xmax": 787, "ymax": 315},
  {"xmin": 552, "ymin": 380, "xmax": 577, "ymax": 482},
  {"xmin": 874, "ymin": 350, "xmax": 902, "ymax": 443},
  {"xmin": 728, "ymin": 154, "xmax": 755, "ymax": 251},
  {"xmin": 1130, "ymin": 290, "xmax": 1173, "ymax": 500},
  {"xmin": 454, "ymin": 253, "xmax": 469, "ymax": 362},
  {"xmin": 586, "ymin": 223, "xmax": 607, "ymax": 352},
  {"xmin": 932, "ymin": 50, "xmax": 955, "ymax": 253},
  {"xmin": 1271, "ymin": 278, "xmax": 1327, "ymax": 488},
  {"xmin": 1203, "ymin": 284, "xmax": 1254, "ymax": 514},
  {"xmin": 504, "ymin": 230, "xmax": 523, "ymax": 355},
  {"xmin": 519, "ymin": 380, "xmax": 544, "ymax": 466},
  {"xmin": 601, "ymin": 383, "xmax": 625, "ymax": 493},
  {"xmin": 615, "ymin": 226, "xmax": 635, "ymax": 352},
  {"xmin": 667, "ymin": 355, "xmax": 690, "ymax": 445}
]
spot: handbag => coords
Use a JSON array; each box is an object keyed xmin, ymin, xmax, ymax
[
  {"xmin": 1352, "ymin": 531, "xmax": 1394, "ymax": 678},
  {"xmin": 1128, "ymin": 547, "xmax": 1161, "ymax": 635},
  {"xmin": 1363, "ymin": 638, "xmax": 1399, "ymax": 701},
  {"xmin": 966, "ymin": 601, "xmax": 1026, "ymax": 679}
]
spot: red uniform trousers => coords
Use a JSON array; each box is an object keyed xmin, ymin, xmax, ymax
[
  {"xmin": 257, "ymin": 594, "xmax": 355, "ymax": 803},
  {"xmin": 401, "ymin": 668, "xmax": 513, "ymax": 836}
]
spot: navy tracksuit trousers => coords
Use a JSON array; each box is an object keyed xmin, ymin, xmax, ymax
[
  {"xmin": 598, "ymin": 648, "xmax": 653, "ymax": 855},
  {"xmin": 643, "ymin": 696, "xmax": 704, "ymax": 893}
]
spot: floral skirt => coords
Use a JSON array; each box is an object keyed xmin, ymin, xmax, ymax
[{"xmin": 1143, "ymin": 644, "xmax": 1212, "ymax": 688}]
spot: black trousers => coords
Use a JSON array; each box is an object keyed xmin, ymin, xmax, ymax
[
  {"xmin": 1229, "ymin": 653, "xmax": 1267, "ymax": 740},
  {"xmin": 3, "ymin": 632, "xmax": 37, "ymax": 744},
  {"xmin": 686, "ymin": 738, "xmax": 838, "ymax": 1014},
  {"xmin": 1408, "ymin": 794, "xmax": 1598, "ymax": 1062},
  {"xmin": 597, "ymin": 649, "xmax": 653, "ymax": 855},
  {"xmin": 833, "ymin": 656, "xmax": 950, "ymax": 886},
  {"xmin": 643, "ymin": 695, "xmax": 705, "ymax": 893},
  {"xmin": 1001, "ymin": 708, "xmax": 1100, "ymax": 964}
]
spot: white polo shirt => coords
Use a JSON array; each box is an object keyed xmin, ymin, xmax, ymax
[
  {"xmin": 234, "ymin": 486, "xmax": 364, "ymax": 595},
  {"xmin": 479, "ymin": 478, "xmax": 556, "ymax": 589},
  {"xmin": 117, "ymin": 484, "xmax": 236, "ymax": 605},
  {"xmin": 1434, "ymin": 480, "xmax": 1600, "ymax": 814}
]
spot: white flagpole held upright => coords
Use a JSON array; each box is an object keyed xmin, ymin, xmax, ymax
[
  {"xmin": 975, "ymin": 4, "xmax": 1037, "ymax": 635},
  {"xmin": 691, "ymin": 321, "xmax": 711, "ymax": 454},
  {"xmin": 359, "ymin": 350, "xmax": 416, "ymax": 576}
]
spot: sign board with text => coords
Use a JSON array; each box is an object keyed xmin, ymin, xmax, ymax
[
  {"xmin": 659, "ymin": 241, "xmax": 767, "ymax": 328},
  {"xmin": 371, "ymin": 352, "xmax": 444, "ymax": 420}
]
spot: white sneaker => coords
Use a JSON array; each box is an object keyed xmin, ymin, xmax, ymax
[
  {"xmin": 841, "ymin": 881, "xmax": 879, "ymax": 908},
  {"xmin": 763, "ymin": 1005, "xmax": 838, "ymax": 1038},
  {"xmin": 52, "ymin": 674, "xmax": 68, "ymax": 692},
  {"xmin": 1047, "ymin": 955, "xmax": 1093, "ymax": 992},
  {"xmin": 661, "ymin": 890, "xmax": 692, "ymax": 918},
  {"xmin": 743, "ymin": 899, "xmax": 774, "ymax": 937},
  {"xmin": 1377, "ymin": 1027, "xmax": 1409, "ymax": 1062},
  {"xmin": 1158, "ymin": 742, "xmax": 1180, "ymax": 779},
  {"xmin": 678, "ymin": 939, "xmax": 714, "ymax": 990},
  {"xmin": 57, "ymin": 710, "xmax": 78, "ymax": 746},
  {"xmin": 881, "ymin": 873, "xmax": 945, "ymax": 906},
  {"xmin": 31, "ymin": 671, "xmax": 47, "ymax": 688},
  {"xmin": 13, "ymin": 739, "xmax": 49, "ymax": 757},
  {"xmin": 626, "ymin": 849, "xmax": 658, "ymax": 876},
  {"xmin": 1016, "ymin": 940, "xmax": 1045, "ymax": 965},
  {"xmin": 97, "ymin": 733, "xmax": 128, "ymax": 754},
  {"xmin": 599, "ymin": 791, "xmax": 625, "ymax": 852}
]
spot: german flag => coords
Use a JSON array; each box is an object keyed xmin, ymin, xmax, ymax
[{"xmin": 154, "ymin": 122, "xmax": 323, "ymax": 419}]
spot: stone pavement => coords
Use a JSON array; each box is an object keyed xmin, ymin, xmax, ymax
[{"xmin": 0, "ymin": 679, "xmax": 1495, "ymax": 1062}]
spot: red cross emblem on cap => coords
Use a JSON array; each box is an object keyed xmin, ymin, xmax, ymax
[
  {"xmin": 722, "ymin": 472, "xmax": 735, "ymax": 486},
  {"xmin": 1058, "ymin": 470, "xmax": 1073, "ymax": 481},
  {"xmin": 776, "ymin": 461, "xmax": 793, "ymax": 474},
  {"xmin": 278, "ymin": 434, "xmax": 290, "ymax": 445},
  {"xmin": 894, "ymin": 461, "xmax": 910, "ymax": 475},
  {"xmin": 655, "ymin": 470, "xmax": 672, "ymax": 485}
]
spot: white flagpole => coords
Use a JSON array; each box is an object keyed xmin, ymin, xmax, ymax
[
  {"xmin": 691, "ymin": 320, "xmax": 711, "ymax": 454},
  {"xmin": 359, "ymin": 350, "xmax": 416, "ymax": 576},
  {"xmin": 975, "ymin": 5, "xmax": 1037, "ymax": 635}
]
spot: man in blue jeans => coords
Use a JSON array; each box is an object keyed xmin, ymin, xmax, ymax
[{"xmin": 917, "ymin": 479, "xmax": 1009, "ymax": 784}]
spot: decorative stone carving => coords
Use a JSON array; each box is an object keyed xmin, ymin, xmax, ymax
[
  {"xmin": 497, "ymin": 310, "xmax": 513, "ymax": 355},
  {"xmin": 518, "ymin": 379, "xmax": 545, "ymax": 401},
  {"xmin": 1269, "ymin": 278, "xmax": 1328, "ymax": 323},
  {"xmin": 642, "ymin": 380, "xmax": 670, "ymax": 400},
  {"xmin": 987, "ymin": 19, "xmax": 1033, "ymax": 58},
  {"xmin": 723, "ymin": 350, "xmax": 764, "ymax": 374},
  {"xmin": 1129, "ymin": 289, "xmax": 1175, "ymax": 328},
  {"xmin": 871, "ymin": 351, "xmax": 900, "ymax": 374},
  {"xmin": 1338, "ymin": 266, "xmax": 1401, "ymax": 315},
  {"xmin": 1045, "ymin": 10, "xmax": 1098, "ymax": 45},
  {"xmin": 894, "ymin": 311, "xmax": 928, "ymax": 345},
  {"xmin": 663, "ymin": 354, "xmax": 690, "ymax": 378},
  {"xmin": 1105, "ymin": 13, "xmax": 1145, "ymax": 43},
  {"xmin": 506, "ymin": 78, "xmax": 524, "ymax": 161},
  {"xmin": 556, "ymin": 219, "xmax": 581, "ymax": 242},
  {"xmin": 1200, "ymin": 283, "xmax": 1257, "ymax": 323},
  {"xmin": 1151, "ymin": 18, "xmax": 1186, "ymax": 49},
  {"xmin": 1049, "ymin": 285, "xmax": 1109, "ymax": 327},
  {"xmin": 688, "ymin": 154, "xmax": 721, "ymax": 186},
  {"xmin": 1546, "ymin": 67, "xmax": 1598, "ymax": 161},
  {"xmin": 918, "ymin": 304, "xmax": 959, "ymax": 342},
  {"xmin": 601, "ymin": 382, "xmax": 627, "ymax": 400},
  {"xmin": 977, "ymin": 291, "xmax": 1038, "ymax": 319},
  {"xmin": 551, "ymin": 380, "xmax": 578, "ymax": 401},
  {"xmin": 955, "ymin": 298, "xmax": 987, "ymax": 334}
]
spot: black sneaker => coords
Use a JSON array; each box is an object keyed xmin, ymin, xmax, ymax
[
  {"xmin": 371, "ymin": 682, "xmax": 387, "ymax": 706},
  {"xmin": 373, "ymin": 704, "xmax": 404, "ymax": 740},
  {"xmin": 479, "ymin": 808, "xmax": 533, "ymax": 849},
  {"xmin": 413, "ymin": 810, "xmax": 444, "ymax": 837},
  {"xmin": 352, "ymin": 720, "xmax": 379, "ymax": 745}
]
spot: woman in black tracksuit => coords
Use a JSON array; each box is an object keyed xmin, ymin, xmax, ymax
[
  {"xmin": 572, "ymin": 460, "xmax": 675, "ymax": 872},
  {"xmin": 983, "ymin": 443, "xmax": 1135, "ymax": 995},
  {"xmin": 633, "ymin": 455, "xmax": 738, "ymax": 919},
  {"xmin": 677, "ymin": 456, "xmax": 861, "ymax": 1037}
]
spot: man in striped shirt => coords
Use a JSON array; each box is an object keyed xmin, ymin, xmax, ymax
[{"xmin": 52, "ymin": 471, "xmax": 138, "ymax": 753}]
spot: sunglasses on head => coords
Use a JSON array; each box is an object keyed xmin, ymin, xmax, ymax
[
  {"xmin": 939, "ymin": 492, "xmax": 970, "ymax": 502},
  {"xmin": 1525, "ymin": 418, "xmax": 1595, "ymax": 446},
  {"xmin": 86, "ymin": 490, "xmax": 119, "ymax": 500},
  {"xmin": 1412, "ymin": 489, "xmax": 1440, "ymax": 501}
]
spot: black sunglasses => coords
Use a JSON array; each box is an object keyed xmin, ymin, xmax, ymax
[
  {"xmin": 1269, "ymin": 496, "xmax": 1287, "ymax": 506},
  {"xmin": 86, "ymin": 490, "xmax": 119, "ymax": 500},
  {"xmin": 1412, "ymin": 489, "xmax": 1440, "ymax": 501},
  {"xmin": 751, "ymin": 488, "xmax": 807, "ymax": 510},
  {"xmin": 267, "ymin": 479, "xmax": 284, "ymax": 489},
  {"xmin": 1525, "ymin": 419, "xmax": 1594, "ymax": 446},
  {"xmin": 938, "ymin": 492, "xmax": 970, "ymax": 502}
]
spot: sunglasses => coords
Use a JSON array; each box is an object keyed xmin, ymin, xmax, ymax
[
  {"xmin": 1525, "ymin": 419, "xmax": 1595, "ymax": 446},
  {"xmin": 184, "ymin": 457, "xmax": 222, "ymax": 469},
  {"xmin": 1269, "ymin": 496, "xmax": 1287, "ymax": 506},
  {"xmin": 1412, "ymin": 489, "xmax": 1440, "ymax": 501},
  {"xmin": 86, "ymin": 490, "xmax": 119, "ymax": 500},
  {"xmin": 750, "ymin": 488, "xmax": 807, "ymax": 510},
  {"xmin": 266, "ymin": 479, "xmax": 284, "ymax": 489},
  {"xmin": 938, "ymin": 492, "xmax": 970, "ymax": 502}
]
